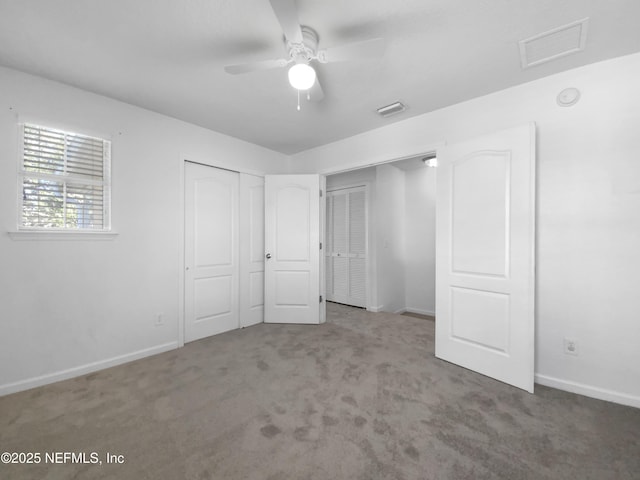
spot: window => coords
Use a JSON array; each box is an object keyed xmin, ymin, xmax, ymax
[{"xmin": 19, "ymin": 124, "xmax": 111, "ymax": 231}]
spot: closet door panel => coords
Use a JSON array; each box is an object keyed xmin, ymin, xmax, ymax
[{"xmin": 326, "ymin": 186, "xmax": 367, "ymax": 307}]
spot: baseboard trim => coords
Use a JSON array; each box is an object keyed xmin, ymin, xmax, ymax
[
  {"xmin": 535, "ymin": 373, "xmax": 640, "ymax": 409},
  {"xmin": 404, "ymin": 308, "xmax": 436, "ymax": 317},
  {"xmin": 0, "ymin": 341, "xmax": 179, "ymax": 397},
  {"xmin": 366, "ymin": 306, "xmax": 436, "ymax": 316}
]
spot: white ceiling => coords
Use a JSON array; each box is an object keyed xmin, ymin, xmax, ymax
[{"xmin": 0, "ymin": 0, "xmax": 638, "ymax": 155}]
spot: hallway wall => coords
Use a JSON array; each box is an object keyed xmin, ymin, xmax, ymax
[{"xmin": 404, "ymin": 166, "xmax": 436, "ymax": 316}]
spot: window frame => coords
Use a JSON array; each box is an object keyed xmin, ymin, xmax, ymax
[{"xmin": 16, "ymin": 123, "xmax": 113, "ymax": 234}]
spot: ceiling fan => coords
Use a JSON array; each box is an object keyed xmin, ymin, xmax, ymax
[{"xmin": 224, "ymin": 0, "xmax": 385, "ymax": 106}]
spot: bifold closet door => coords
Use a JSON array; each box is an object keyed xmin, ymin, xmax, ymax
[
  {"xmin": 184, "ymin": 162, "xmax": 240, "ymax": 342},
  {"xmin": 326, "ymin": 186, "xmax": 366, "ymax": 307}
]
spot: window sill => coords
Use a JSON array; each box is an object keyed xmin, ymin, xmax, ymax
[{"xmin": 7, "ymin": 230, "xmax": 119, "ymax": 241}]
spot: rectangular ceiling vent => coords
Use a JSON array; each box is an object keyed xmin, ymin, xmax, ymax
[
  {"xmin": 519, "ymin": 18, "xmax": 589, "ymax": 69},
  {"xmin": 377, "ymin": 101, "xmax": 406, "ymax": 118}
]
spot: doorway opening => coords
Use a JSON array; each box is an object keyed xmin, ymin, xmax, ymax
[{"xmin": 325, "ymin": 155, "xmax": 437, "ymax": 315}]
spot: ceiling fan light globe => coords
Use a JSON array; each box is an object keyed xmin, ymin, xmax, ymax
[{"xmin": 288, "ymin": 63, "xmax": 316, "ymax": 90}]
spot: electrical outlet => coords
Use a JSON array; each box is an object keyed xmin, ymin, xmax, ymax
[
  {"xmin": 155, "ymin": 313, "xmax": 165, "ymax": 326},
  {"xmin": 563, "ymin": 337, "xmax": 578, "ymax": 356}
]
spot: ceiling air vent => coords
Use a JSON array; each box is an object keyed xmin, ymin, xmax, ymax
[
  {"xmin": 519, "ymin": 18, "xmax": 589, "ymax": 69},
  {"xmin": 376, "ymin": 101, "xmax": 406, "ymax": 118}
]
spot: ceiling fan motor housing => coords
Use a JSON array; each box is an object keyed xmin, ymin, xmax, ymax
[{"xmin": 288, "ymin": 25, "xmax": 319, "ymax": 64}]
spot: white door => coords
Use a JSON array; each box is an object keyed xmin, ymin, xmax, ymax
[
  {"xmin": 435, "ymin": 123, "xmax": 536, "ymax": 392},
  {"xmin": 239, "ymin": 173, "xmax": 265, "ymax": 327},
  {"xmin": 264, "ymin": 174, "xmax": 323, "ymax": 324},
  {"xmin": 326, "ymin": 186, "xmax": 367, "ymax": 307},
  {"xmin": 184, "ymin": 162, "xmax": 239, "ymax": 342}
]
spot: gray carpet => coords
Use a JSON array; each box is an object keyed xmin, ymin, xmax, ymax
[{"xmin": 1, "ymin": 303, "xmax": 638, "ymax": 480}]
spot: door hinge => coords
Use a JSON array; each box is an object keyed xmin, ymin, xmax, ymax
[
  {"xmin": 319, "ymin": 295, "xmax": 323, "ymax": 303},
  {"xmin": 320, "ymin": 189, "xmax": 323, "ymax": 197},
  {"xmin": 319, "ymin": 242, "xmax": 322, "ymax": 250}
]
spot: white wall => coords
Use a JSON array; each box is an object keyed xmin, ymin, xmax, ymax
[
  {"xmin": 0, "ymin": 66, "xmax": 288, "ymax": 395},
  {"xmin": 292, "ymin": 53, "xmax": 640, "ymax": 408},
  {"xmin": 375, "ymin": 164, "xmax": 406, "ymax": 313},
  {"xmin": 404, "ymin": 167, "xmax": 436, "ymax": 316}
]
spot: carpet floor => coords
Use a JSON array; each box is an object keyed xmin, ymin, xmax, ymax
[{"xmin": 0, "ymin": 303, "xmax": 638, "ymax": 480}]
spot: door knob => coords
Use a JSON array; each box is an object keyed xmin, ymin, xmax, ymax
[{"xmin": 265, "ymin": 253, "xmax": 272, "ymax": 259}]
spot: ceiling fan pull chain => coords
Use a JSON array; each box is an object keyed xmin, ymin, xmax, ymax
[
  {"xmin": 307, "ymin": 91, "xmax": 311, "ymax": 101},
  {"xmin": 297, "ymin": 89, "xmax": 301, "ymax": 111}
]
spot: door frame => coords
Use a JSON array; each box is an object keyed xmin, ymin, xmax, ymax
[{"xmin": 313, "ymin": 142, "xmax": 445, "ymax": 177}]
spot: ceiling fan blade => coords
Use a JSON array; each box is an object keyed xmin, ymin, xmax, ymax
[
  {"xmin": 268, "ymin": 0, "xmax": 303, "ymax": 44},
  {"xmin": 318, "ymin": 38, "xmax": 385, "ymax": 63},
  {"xmin": 224, "ymin": 58, "xmax": 289, "ymax": 75},
  {"xmin": 308, "ymin": 77, "xmax": 324, "ymax": 102}
]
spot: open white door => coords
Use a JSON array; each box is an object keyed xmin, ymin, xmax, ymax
[
  {"xmin": 435, "ymin": 123, "xmax": 536, "ymax": 392},
  {"xmin": 264, "ymin": 175, "xmax": 324, "ymax": 324}
]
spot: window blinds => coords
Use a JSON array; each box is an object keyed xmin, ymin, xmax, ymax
[{"xmin": 20, "ymin": 124, "xmax": 111, "ymax": 230}]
